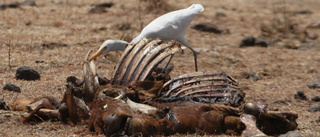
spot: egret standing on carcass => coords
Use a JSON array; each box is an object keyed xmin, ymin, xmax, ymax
[
  {"xmin": 130, "ymin": 4, "xmax": 204, "ymax": 72},
  {"xmin": 89, "ymin": 40, "xmax": 128, "ymax": 61}
]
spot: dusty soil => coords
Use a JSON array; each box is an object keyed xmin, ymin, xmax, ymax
[{"xmin": 1, "ymin": 0, "xmax": 319, "ymax": 136}]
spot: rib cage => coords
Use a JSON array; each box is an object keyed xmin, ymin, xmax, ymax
[
  {"xmin": 156, "ymin": 70, "xmax": 245, "ymax": 107},
  {"xmin": 111, "ymin": 38, "xmax": 183, "ymax": 86},
  {"xmin": 108, "ymin": 38, "xmax": 244, "ymax": 106}
]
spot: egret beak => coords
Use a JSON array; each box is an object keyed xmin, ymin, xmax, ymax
[{"xmin": 89, "ymin": 50, "xmax": 103, "ymax": 61}]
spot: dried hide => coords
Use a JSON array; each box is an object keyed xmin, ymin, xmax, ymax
[
  {"xmin": 18, "ymin": 97, "xmax": 61, "ymax": 124},
  {"xmin": 241, "ymin": 103, "xmax": 298, "ymax": 136},
  {"xmin": 13, "ymin": 97, "xmax": 32, "ymax": 111},
  {"xmin": 89, "ymin": 97, "xmax": 245, "ymax": 136}
]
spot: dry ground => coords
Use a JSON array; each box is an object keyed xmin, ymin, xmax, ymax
[{"xmin": 0, "ymin": 0, "xmax": 319, "ymax": 136}]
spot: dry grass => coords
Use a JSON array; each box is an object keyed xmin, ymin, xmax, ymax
[{"xmin": 1, "ymin": 0, "xmax": 320, "ymax": 136}]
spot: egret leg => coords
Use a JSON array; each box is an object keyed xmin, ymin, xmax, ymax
[
  {"xmin": 189, "ymin": 48, "xmax": 198, "ymax": 72},
  {"xmin": 161, "ymin": 53, "xmax": 175, "ymax": 74},
  {"xmin": 177, "ymin": 39, "xmax": 198, "ymax": 72}
]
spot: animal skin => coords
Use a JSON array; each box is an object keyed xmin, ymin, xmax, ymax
[
  {"xmin": 88, "ymin": 90, "xmax": 246, "ymax": 136},
  {"xmin": 13, "ymin": 97, "xmax": 31, "ymax": 111}
]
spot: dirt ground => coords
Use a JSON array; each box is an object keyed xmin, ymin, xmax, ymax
[{"xmin": 0, "ymin": 0, "xmax": 319, "ymax": 136}]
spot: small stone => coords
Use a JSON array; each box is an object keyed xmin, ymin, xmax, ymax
[
  {"xmin": 308, "ymin": 106, "xmax": 320, "ymax": 112},
  {"xmin": 89, "ymin": 7, "xmax": 107, "ymax": 14},
  {"xmin": 41, "ymin": 42, "xmax": 68, "ymax": 49},
  {"xmin": 21, "ymin": 0, "xmax": 36, "ymax": 6},
  {"xmin": 254, "ymin": 38, "xmax": 268, "ymax": 47},
  {"xmin": 0, "ymin": 5, "xmax": 6, "ymax": 10},
  {"xmin": 192, "ymin": 23, "xmax": 223, "ymax": 34},
  {"xmin": 35, "ymin": 60, "xmax": 44, "ymax": 63},
  {"xmin": 294, "ymin": 91, "xmax": 307, "ymax": 100},
  {"xmin": 0, "ymin": 2, "xmax": 20, "ymax": 10},
  {"xmin": 15, "ymin": 65, "xmax": 40, "ymax": 80},
  {"xmin": 239, "ymin": 36, "xmax": 256, "ymax": 47},
  {"xmin": 294, "ymin": 10, "xmax": 312, "ymax": 15},
  {"xmin": 307, "ymin": 79, "xmax": 320, "ymax": 89},
  {"xmin": 240, "ymin": 72, "xmax": 260, "ymax": 81},
  {"xmin": 7, "ymin": 2, "xmax": 20, "ymax": 8},
  {"xmin": 239, "ymin": 36, "xmax": 268, "ymax": 47},
  {"xmin": 0, "ymin": 98, "xmax": 10, "ymax": 110},
  {"xmin": 29, "ymin": 121, "xmax": 36, "ymax": 125},
  {"xmin": 216, "ymin": 12, "xmax": 226, "ymax": 17},
  {"xmin": 3, "ymin": 83, "xmax": 21, "ymax": 92},
  {"xmin": 247, "ymin": 72, "xmax": 260, "ymax": 81},
  {"xmin": 93, "ymin": 2, "xmax": 114, "ymax": 8},
  {"xmin": 311, "ymin": 96, "xmax": 320, "ymax": 102}
]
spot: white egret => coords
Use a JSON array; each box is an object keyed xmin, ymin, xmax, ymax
[
  {"xmin": 130, "ymin": 4, "xmax": 204, "ymax": 72},
  {"xmin": 89, "ymin": 40, "xmax": 128, "ymax": 61}
]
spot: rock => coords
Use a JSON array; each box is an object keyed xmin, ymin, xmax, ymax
[
  {"xmin": 239, "ymin": 36, "xmax": 255, "ymax": 47},
  {"xmin": 308, "ymin": 106, "xmax": 320, "ymax": 112},
  {"xmin": 92, "ymin": 2, "xmax": 114, "ymax": 8},
  {"xmin": 240, "ymin": 72, "xmax": 259, "ymax": 81},
  {"xmin": 3, "ymin": 83, "xmax": 21, "ymax": 92},
  {"xmin": 7, "ymin": 2, "xmax": 20, "ymax": 8},
  {"xmin": 307, "ymin": 79, "xmax": 320, "ymax": 89},
  {"xmin": 192, "ymin": 23, "xmax": 223, "ymax": 34},
  {"xmin": 0, "ymin": 4, "xmax": 5, "ymax": 10},
  {"xmin": 15, "ymin": 66, "xmax": 40, "ymax": 80},
  {"xmin": 89, "ymin": 7, "xmax": 107, "ymax": 14},
  {"xmin": 311, "ymin": 96, "xmax": 320, "ymax": 102},
  {"xmin": 254, "ymin": 38, "xmax": 268, "ymax": 47},
  {"xmin": 0, "ymin": 2, "xmax": 20, "ymax": 10},
  {"xmin": 21, "ymin": 0, "xmax": 36, "ymax": 6},
  {"xmin": 41, "ymin": 42, "xmax": 68, "ymax": 50},
  {"xmin": 279, "ymin": 130, "xmax": 302, "ymax": 137},
  {"xmin": 294, "ymin": 10, "xmax": 312, "ymax": 15},
  {"xmin": 239, "ymin": 36, "xmax": 268, "ymax": 47},
  {"xmin": 247, "ymin": 72, "xmax": 259, "ymax": 81},
  {"xmin": 216, "ymin": 12, "xmax": 226, "ymax": 17},
  {"xmin": 35, "ymin": 60, "xmax": 45, "ymax": 63},
  {"xmin": 0, "ymin": 98, "xmax": 10, "ymax": 110},
  {"xmin": 294, "ymin": 91, "xmax": 307, "ymax": 100}
]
